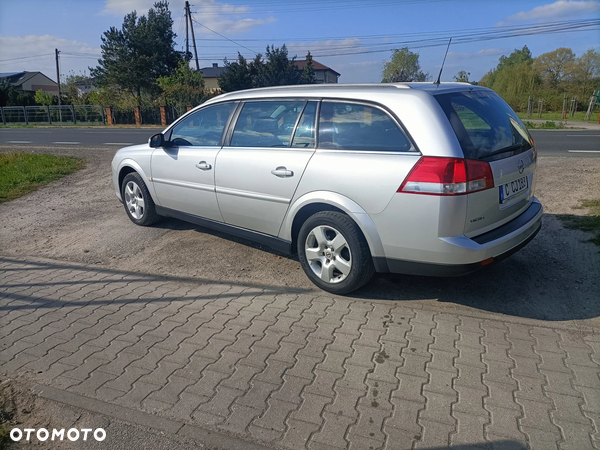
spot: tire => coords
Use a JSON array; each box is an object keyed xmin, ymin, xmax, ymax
[
  {"xmin": 297, "ymin": 211, "xmax": 375, "ymax": 295},
  {"xmin": 121, "ymin": 172, "xmax": 159, "ymax": 226}
]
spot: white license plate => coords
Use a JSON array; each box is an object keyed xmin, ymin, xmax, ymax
[{"xmin": 500, "ymin": 176, "xmax": 528, "ymax": 203}]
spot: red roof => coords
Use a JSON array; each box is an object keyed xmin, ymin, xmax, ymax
[{"xmin": 294, "ymin": 58, "xmax": 340, "ymax": 76}]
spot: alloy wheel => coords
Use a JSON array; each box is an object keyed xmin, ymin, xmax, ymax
[{"xmin": 305, "ymin": 225, "xmax": 352, "ymax": 284}]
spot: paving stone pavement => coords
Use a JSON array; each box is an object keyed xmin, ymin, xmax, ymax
[{"xmin": 1, "ymin": 255, "xmax": 599, "ymax": 450}]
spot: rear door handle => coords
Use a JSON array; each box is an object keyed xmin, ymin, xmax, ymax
[
  {"xmin": 196, "ymin": 161, "xmax": 212, "ymax": 170},
  {"xmin": 271, "ymin": 166, "xmax": 294, "ymax": 178}
]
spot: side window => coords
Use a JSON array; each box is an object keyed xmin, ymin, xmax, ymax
[
  {"xmin": 231, "ymin": 101, "xmax": 305, "ymax": 148},
  {"xmin": 170, "ymin": 103, "xmax": 234, "ymax": 147},
  {"xmin": 318, "ymin": 101, "xmax": 412, "ymax": 152},
  {"xmin": 291, "ymin": 102, "xmax": 317, "ymax": 148}
]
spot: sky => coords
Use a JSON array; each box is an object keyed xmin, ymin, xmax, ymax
[{"xmin": 0, "ymin": 0, "xmax": 599, "ymax": 84}]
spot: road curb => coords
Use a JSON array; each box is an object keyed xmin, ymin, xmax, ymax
[{"xmin": 31, "ymin": 383, "xmax": 273, "ymax": 450}]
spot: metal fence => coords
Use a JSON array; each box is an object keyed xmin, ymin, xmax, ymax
[
  {"xmin": 0, "ymin": 104, "xmax": 182, "ymax": 126},
  {"xmin": 0, "ymin": 105, "xmax": 105, "ymax": 125},
  {"xmin": 107, "ymin": 105, "xmax": 180, "ymax": 126}
]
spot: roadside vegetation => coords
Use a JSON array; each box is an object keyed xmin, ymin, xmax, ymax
[
  {"xmin": 517, "ymin": 111, "xmax": 592, "ymax": 122},
  {"xmin": 523, "ymin": 121, "xmax": 566, "ymax": 129},
  {"xmin": 558, "ymin": 199, "xmax": 600, "ymax": 247},
  {"xmin": 0, "ymin": 153, "xmax": 84, "ymax": 203}
]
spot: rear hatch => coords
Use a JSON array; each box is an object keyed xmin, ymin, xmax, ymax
[{"xmin": 434, "ymin": 89, "xmax": 537, "ymax": 237}]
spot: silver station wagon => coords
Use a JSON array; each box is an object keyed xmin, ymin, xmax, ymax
[{"xmin": 112, "ymin": 83, "xmax": 542, "ymax": 294}]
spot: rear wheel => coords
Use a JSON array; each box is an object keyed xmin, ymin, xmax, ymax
[
  {"xmin": 297, "ymin": 211, "xmax": 374, "ymax": 294},
  {"xmin": 121, "ymin": 172, "xmax": 159, "ymax": 226}
]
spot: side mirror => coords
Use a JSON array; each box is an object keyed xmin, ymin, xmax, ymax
[{"xmin": 149, "ymin": 133, "xmax": 166, "ymax": 148}]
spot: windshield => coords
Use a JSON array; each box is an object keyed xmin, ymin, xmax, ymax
[{"xmin": 435, "ymin": 90, "xmax": 532, "ymax": 161}]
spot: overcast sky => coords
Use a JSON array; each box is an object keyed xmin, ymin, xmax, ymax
[{"xmin": 0, "ymin": 0, "xmax": 598, "ymax": 84}]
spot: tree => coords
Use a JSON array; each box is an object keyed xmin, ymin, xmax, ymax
[
  {"xmin": 62, "ymin": 73, "xmax": 95, "ymax": 105},
  {"xmin": 574, "ymin": 49, "xmax": 600, "ymax": 80},
  {"xmin": 382, "ymin": 47, "xmax": 428, "ymax": 82},
  {"xmin": 157, "ymin": 60, "xmax": 206, "ymax": 115},
  {"xmin": 301, "ymin": 51, "xmax": 317, "ymax": 84},
  {"xmin": 453, "ymin": 71, "xmax": 471, "ymax": 83},
  {"xmin": 218, "ymin": 53, "xmax": 254, "ymax": 92},
  {"xmin": 34, "ymin": 89, "xmax": 54, "ymax": 106},
  {"xmin": 90, "ymin": 1, "xmax": 182, "ymax": 105},
  {"xmin": 534, "ymin": 48, "xmax": 576, "ymax": 86},
  {"xmin": 497, "ymin": 45, "xmax": 533, "ymax": 71},
  {"xmin": 0, "ymin": 80, "xmax": 17, "ymax": 106},
  {"xmin": 218, "ymin": 45, "xmax": 306, "ymax": 93},
  {"xmin": 481, "ymin": 46, "xmax": 534, "ymax": 88},
  {"xmin": 256, "ymin": 45, "xmax": 303, "ymax": 87},
  {"xmin": 569, "ymin": 49, "xmax": 600, "ymax": 99},
  {"xmin": 487, "ymin": 61, "xmax": 541, "ymax": 110}
]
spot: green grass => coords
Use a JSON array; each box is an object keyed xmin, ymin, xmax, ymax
[
  {"xmin": 523, "ymin": 120, "xmax": 566, "ymax": 129},
  {"xmin": 558, "ymin": 199, "xmax": 600, "ymax": 247},
  {"xmin": 517, "ymin": 111, "xmax": 594, "ymax": 122},
  {"xmin": 0, "ymin": 426, "xmax": 9, "ymax": 450},
  {"xmin": 0, "ymin": 153, "xmax": 84, "ymax": 203}
]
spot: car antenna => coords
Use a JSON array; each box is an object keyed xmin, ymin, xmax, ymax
[{"xmin": 434, "ymin": 37, "xmax": 452, "ymax": 85}]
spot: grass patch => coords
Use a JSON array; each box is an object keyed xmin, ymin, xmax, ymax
[
  {"xmin": 0, "ymin": 399, "xmax": 12, "ymax": 450},
  {"xmin": 0, "ymin": 153, "xmax": 84, "ymax": 203},
  {"xmin": 517, "ymin": 111, "xmax": 593, "ymax": 122},
  {"xmin": 0, "ymin": 426, "xmax": 9, "ymax": 450},
  {"xmin": 523, "ymin": 120, "xmax": 566, "ymax": 130},
  {"xmin": 558, "ymin": 199, "xmax": 600, "ymax": 246}
]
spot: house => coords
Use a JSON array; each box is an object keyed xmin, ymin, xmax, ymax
[
  {"xmin": 73, "ymin": 78, "xmax": 97, "ymax": 96},
  {"xmin": 293, "ymin": 58, "xmax": 340, "ymax": 84},
  {"xmin": 199, "ymin": 63, "xmax": 226, "ymax": 92},
  {"xmin": 0, "ymin": 71, "xmax": 59, "ymax": 95}
]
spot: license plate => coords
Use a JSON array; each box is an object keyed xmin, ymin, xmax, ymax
[{"xmin": 500, "ymin": 176, "xmax": 528, "ymax": 203}]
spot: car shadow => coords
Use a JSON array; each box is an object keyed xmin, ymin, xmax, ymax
[
  {"xmin": 351, "ymin": 214, "xmax": 599, "ymax": 323},
  {"xmin": 154, "ymin": 217, "xmax": 297, "ymax": 259},
  {"xmin": 151, "ymin": 214, "xmax": 598, "ymax": 323}
]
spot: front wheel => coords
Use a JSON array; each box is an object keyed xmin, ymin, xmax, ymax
[
  {"xmin": 297, "ymin": 211, "xmax": 374, "ymax": 295},
  {"xmin": 121, "ymin": 172, "xmax": 159, "ymax": 226}
]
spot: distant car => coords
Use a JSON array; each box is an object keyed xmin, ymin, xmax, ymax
[{"xmin": 112, "ymin": 83, "xmax": 542, "ymax": 294}]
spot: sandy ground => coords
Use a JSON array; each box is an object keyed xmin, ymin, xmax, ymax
[
  {"xmin": 0, "ymin": 145, "xmax": 599, "ymax": 328},
  {"xmin": 0, "ymin": 376, "xmax": 223, "ymax": 450}
]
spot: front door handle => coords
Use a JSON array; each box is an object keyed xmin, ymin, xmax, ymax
[
  {"xmin": 271, "ymin": 166, "xmax": 294, "ymax": 178},
  {"xmin": 196, "ymin": 161, "xmax": 212, "ymax": 170}
]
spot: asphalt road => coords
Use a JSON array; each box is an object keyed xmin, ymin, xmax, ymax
[
  {"xmin": 0, "ymin": 127, "xmax": 163, "ymax": 147},
  {"xmin": 529, "ymin": 129, "xmax": 600, "ymax": 156},
  {"xmin": 0, "ymin": 127, "xmax": 598, "ymax": 155}
]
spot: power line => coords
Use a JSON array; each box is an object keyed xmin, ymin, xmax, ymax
[
  {"xmin": 189, "ymin": 18, "xmax": 599, "ymax": 44},
  {"xmin": 186, "ymin": 18, "xmax": 598, "ymax": 60},
  {"xmin": 191, "ymin": 18, "xmax": 258, "ymax": 56},
  {"xmin": 193, "ymin": 0, "xmax": 452, "ymax": 15},
  {"xmin": 0, "ymin": 54, "xmax": 54, "ymax": 63}
]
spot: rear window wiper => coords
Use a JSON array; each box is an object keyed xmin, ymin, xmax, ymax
[{"xmin": 479, "ymin": 144, "xmax": 524, "ymax": 160}]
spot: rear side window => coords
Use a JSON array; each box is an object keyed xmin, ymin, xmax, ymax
[
  {"xmin": 318, "ymin": 102, "xmax": 412, "ymax": 152},
  {"xmin": 435, "ymin": 90, "xmax": 532, "ymax": 161},
  {"xmin": 231, "ymin": 100, "xmax": 305, "ymax": 148}
]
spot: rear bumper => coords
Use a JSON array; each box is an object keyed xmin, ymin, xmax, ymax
[{"xmin": 374, "ymin": 199, "xmax": 543, "ymax": 276}]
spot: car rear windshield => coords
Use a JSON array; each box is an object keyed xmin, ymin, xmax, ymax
[{"xmin": 434, "ymin": 90, "xmax": 532, "ymax": 161}]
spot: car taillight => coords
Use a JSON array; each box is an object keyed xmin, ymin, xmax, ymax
[
  {"xmin": 530, "ymin": 137, "xmax": 537, "ymax": 161},
  {"xmin": 398, "ymin": 157, "xmax": 494, "ymax": 196}
]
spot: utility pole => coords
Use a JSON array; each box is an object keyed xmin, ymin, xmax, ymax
[
  {"xmin": 55, "ymin": 48, "xmax": 61, "ymax": 106},
  {"xmin": 185, "ymin": 4, "xmax": 189, "ymax": 60},
  {"xmin": 185, "ymin": 1, "xmax": 200, "ymax": 70}
]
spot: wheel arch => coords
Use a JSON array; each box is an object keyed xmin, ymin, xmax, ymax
[
  {"xmin": 117, "ymin": 159, "xmax": 159, "ymax": 204},
  {"xmin": 280, "ymin": 192, "xmax": 386, "ymax": 259}
]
